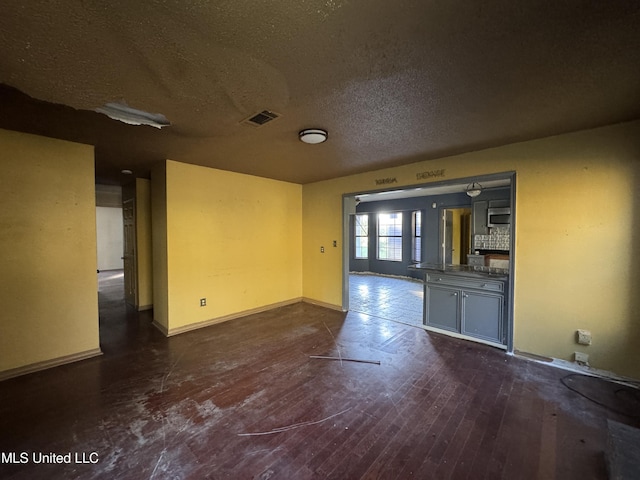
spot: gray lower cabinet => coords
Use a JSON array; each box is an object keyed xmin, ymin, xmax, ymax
[
  {"xmin": 425, "ymin": 285, "xmax": 460, "ymax": 332},
  {"xmin": 424, "ymin": 273, "xmax": 505, "ymax": 345},
  {"xmin": 461, "ymin": 290, "xmax": 503, "ymax": 343}
]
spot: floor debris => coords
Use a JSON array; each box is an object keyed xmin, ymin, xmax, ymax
[
  {"xmin": 309, "ymin": 355, "xmax": 381, "ymax": 365},
  {"xmin": 237, "ymin": 407, "xmax": 353, "ymax": 437}
]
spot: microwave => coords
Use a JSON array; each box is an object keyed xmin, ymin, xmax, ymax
[{"xmin": 487, "ymin": 207, "xmax": 510, "ymax": 227}]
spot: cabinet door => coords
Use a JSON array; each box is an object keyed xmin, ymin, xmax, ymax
[
  {"xmin": 472, "ymin": 200, "xmax": 488, "ymax": 235},
  {"xmin": 461, "ymin": 291, "xmax": 503, "ymax": 344},
  {"xmin": 426, "ymin": 285, "xmax": 459, "ymax": 332}
]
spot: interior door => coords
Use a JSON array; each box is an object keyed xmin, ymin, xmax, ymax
[
  {"xmin": 443, "ymin": 210, "xmax": 453, "ymax": 264},
  {"xmin": 122, "ymin": 198, "xmax": 137, "ymax": 306}
]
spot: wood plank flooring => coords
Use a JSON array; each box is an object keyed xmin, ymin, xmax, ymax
[{"xmin": 0, "ymin": 272, "xmax": 638, "ymax": 479}]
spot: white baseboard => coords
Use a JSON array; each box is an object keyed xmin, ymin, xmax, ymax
[
  {"xmin": 157, "ymin": 297, "xmax": 304, "ymax": 337},
  {"xmin": 302, "ymin": 297, "xmax": 345, "ymax": 312},
  {"xmin": 0, "ymin": 348, "xmax": 103, "ymax": 382},
  {"xmin": 513, "ymin": 350, "xmax": 640, "ymax": 387}
]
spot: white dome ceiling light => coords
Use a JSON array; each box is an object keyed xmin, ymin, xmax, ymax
[{"xmin": 299, "ymin": 129, "xmax": 328, "ymax": 144}]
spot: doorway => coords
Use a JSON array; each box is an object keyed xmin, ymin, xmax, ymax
[
  {"xmin": 122, "ymin": 198, "xmax": 137, "ymax": 307},
  {"xmin": 441, "ymin": 207, "xmax": 471, "ymax": 265},
  {"xmin": 342, "ymin": 172, "xmax": 516, "ymax": 351}
]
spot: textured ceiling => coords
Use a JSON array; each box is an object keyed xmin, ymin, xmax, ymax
[{"xmin": 0, "ymin": 1, "xmax": 639, "ymax": 185}]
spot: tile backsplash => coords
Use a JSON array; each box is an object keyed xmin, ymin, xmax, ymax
[{"xmin": 474, "ymin": 226, "xmax": 510, "ymax": 251}]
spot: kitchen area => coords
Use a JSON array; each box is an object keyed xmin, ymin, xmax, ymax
[
  {"xmin": 409, "ymin": 184, "xmax": 512, "ymax": 349},
  {"xmin": 348, "ymin": 176, "xmax": 514, "ymax": 349}
]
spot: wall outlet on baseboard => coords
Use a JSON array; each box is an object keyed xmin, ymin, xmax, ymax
[
  {"xmin": 574, "ymin": 351, "xmax": 589, "ymax": 365},
  {"xmin": 200, "ymin": 298, "xmax": 206, "ymax": 307}
]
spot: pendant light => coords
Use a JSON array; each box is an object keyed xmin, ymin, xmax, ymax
[{"xmin": 465, "ymin": 182, "xmax": 483, "ymax": 197}]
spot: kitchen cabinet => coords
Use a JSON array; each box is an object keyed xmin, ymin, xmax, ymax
[
  {"xmin": 472, "ymin": 200, "xmax": 489, "ymax": 235},
  {"xmin": 425, "ymin": 285, "xmax": 459, "ymax": 332},
  {"xmin": 424, "ymin": 272, "xmax": 505, "ymax": 345},
  {"xmin": 461, "ymin": 290, "xmax": 503, "ymax": 343}
]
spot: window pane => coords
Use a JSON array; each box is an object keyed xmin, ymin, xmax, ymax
[
  {"xmin": 412, "ymin": 210, "xmax": 422, "ymax": 262},
  {"xmin": 377, "ymin": 212, "xmax": 403, "ymax": 261},
  {"xmin": 355, "ymin": 214, "xmax": 369, "ymax": 259},
  {"xmin": 355, "ymin": 237, "xmax": 368, "ymax": 259},
  {"xmin": 355, "ymin": 214, "xmax": 368, "ymax": 236},
  {"xmin": 379, "ymin": 236, "xmax": 402, "ymax": 261}
]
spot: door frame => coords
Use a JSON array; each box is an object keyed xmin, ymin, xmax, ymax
[
  {"xmin": 122, "ymin": 197, "xmax": 137, "ymax": 307},
  {"xmin": 342, "ymin": 171, "xmax": 517, "ymax": 352}
]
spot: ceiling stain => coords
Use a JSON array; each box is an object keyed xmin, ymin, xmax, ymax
[{"xmin": 0, "ymin": 0, "xmax": 639, "ymax": 185}]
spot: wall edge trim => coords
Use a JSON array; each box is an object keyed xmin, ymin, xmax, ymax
[
  {"xmin": 0, "ymin": 348, "xmax": 103, "ymax": 382},
  {"xmin": 302, "ymin": 297, "xmax": 344, "ymax": 312},
  {"xmin": 513, "ymin": 350, "xmax": 640, "ymax": 385},
  {"xmin": 424, "ymin": 325, "xmax": 508, "ymax": 350},
  {"xmin": 164, "ymin": 297, "xmax": 304, "ymax": 337},
  {"xmin": 152, "ymin": 320, "xmax": 169, "ymax": 337}
]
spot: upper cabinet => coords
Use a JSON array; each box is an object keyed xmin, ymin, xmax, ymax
[
  {"xmin": 472, "ymin": 200, "xmax": 489, "ymax": 235},
  {"xmin": 471, "ymin": 188, "xmax": 511, "ymax": 251}
]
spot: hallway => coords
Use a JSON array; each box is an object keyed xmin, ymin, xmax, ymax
[{"xmin": 98, "ymin": 269, "xmax": 157, "ymax": 355}]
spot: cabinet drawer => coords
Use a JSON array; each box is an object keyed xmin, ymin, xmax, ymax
[{"xmin": 426, "ymin": 273, "xmax": 504, "ymax": 292}]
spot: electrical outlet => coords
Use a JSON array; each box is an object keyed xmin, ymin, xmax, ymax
[
  {"xmin": 200, "ymin": 298, "xmax": 206, "ymax": 307},
  {"xmin": 574, "ymin": 352, "xmax": 589, "ymax": 365},
  {"xmin": 333, "ymin": 240, "xmax": 337, "ymax": 247},
  {"xmin": 320, "ymin": 246, "xmax": 325, "ymax": 253},
  {"xmin": 576, "ymin": 329, "xmax": 592, "ymax": 345}
]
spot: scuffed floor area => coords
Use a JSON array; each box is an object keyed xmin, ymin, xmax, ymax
[{"xmin": 0, "ymin": 272, "xmax": 637, "ymax": 479}]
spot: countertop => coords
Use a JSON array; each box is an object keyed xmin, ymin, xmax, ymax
[{"xmin": 409, "ymin": 263, "xmax": 509, "ymax": 279}]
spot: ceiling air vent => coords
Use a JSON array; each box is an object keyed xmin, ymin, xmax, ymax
[{"xmin": 241, "ymin": 110, "xmax": 280, "ymax": 127}]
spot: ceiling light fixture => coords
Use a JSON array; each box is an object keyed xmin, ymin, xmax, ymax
[
  {"xmin": 121, "ymin": 169, "xmax": 133, "ymax": 175},
  {"xmin": 95, "ymin": 102, "xmax": 171, "ymax": 129},
  {"xmin": 299, "ymin": 129, "xmax": 328, "ymax": 144},
  {"xmin": 465, "ymin": 182, "xmax": 483, "ymax": 197}
]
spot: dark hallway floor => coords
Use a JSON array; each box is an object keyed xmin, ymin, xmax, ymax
[{"xmin": 0, "ymin": 272, "xmax": 638, "ymax": 479}]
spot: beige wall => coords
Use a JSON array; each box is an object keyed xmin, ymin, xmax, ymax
[
  {"xmin": 153, "ymin": 160, "xmax": 303, "ymax": 335},
  {"xmin": 302, "ymin": 121, "xmax": 640, "ymax": 379},
  {"xmin": 0, "ymin": 129, "xmax": 100, "ymax": 375},
  {"xmin": 2, "ymin": 121, "xmax": 638, "ymax": 380}
]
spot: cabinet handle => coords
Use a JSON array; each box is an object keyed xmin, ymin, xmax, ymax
[
  {"xmin": 452, "ymin": 292, "xmax": 458, "ymax": 296},
  {"xmin": 481, "ymin": 283, "xmax": 487, "ymax": 287},
  {"xmin": 463, "ymin": 293, "xmax": 469, "ymax": 298}
]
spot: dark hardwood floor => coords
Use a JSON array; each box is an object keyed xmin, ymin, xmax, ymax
[{"xmin": 0, "ymin": 271, "xmax": 638, "ymax": 479}]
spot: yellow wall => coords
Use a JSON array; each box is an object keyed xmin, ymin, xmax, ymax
[
  {"xmin": 154, "ymin": 160, "xmax": 302, "ymax": 334},
  {"xmin": 302, "ymin": 121, "xmax": 640, "ymax": 378},
  {"xmin": 0, "ymin": 129, "xmax": 100, "ymax": 374},
  {"xmin": 451, "ymin": 208, "xmax": 463, "ymax": 265},
  {"xmin": 136, "ymin": 178, "xmax": 153, "ymax": 309}
]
